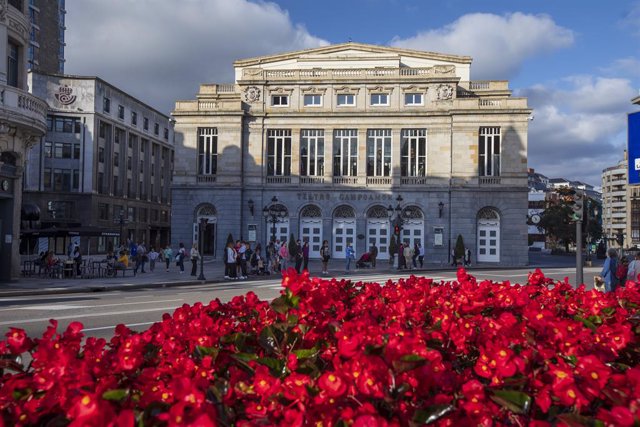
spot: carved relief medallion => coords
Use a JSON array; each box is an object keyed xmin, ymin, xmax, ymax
[
  {"xmin": 54, "ymin": 85, "xmax": 77, "ymax": 105},
  {"xmin": 436, "ymin": 84, "xmax": 454, "ymax": 100},
  {"xmin": 244, "ymin": 86, "xmax": 261, "ymax": 103}
]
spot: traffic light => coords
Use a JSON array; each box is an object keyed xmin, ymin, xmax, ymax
[
  {"xmin": 617, "ymin": 232, "xmax": 624, "ymax": 247},
  {"xmin": 571, "ymin": 191, "xmax": 584, "ymax": 222},
  {"xmin": 394, "ymin": 225, "xmax": 400, "ymax": 235}
]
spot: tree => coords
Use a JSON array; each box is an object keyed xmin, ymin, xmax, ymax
[
  {"xmin": 226, "ymin": 233, "xmax": 234, "ymax": 245},
  {"xmin": 538, "ymin": 203, "xmax": 574, "ymax": 252},
  {"xmin": 455, "ymin": 234, "xmax": 465, "ymax": 261}
]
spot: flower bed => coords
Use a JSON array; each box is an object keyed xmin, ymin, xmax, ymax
[{"xmin": 1, "ymin": 268, "xmax": 640, "ymax": 426}]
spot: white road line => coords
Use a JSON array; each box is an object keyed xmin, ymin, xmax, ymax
[
  {"xmin": 82, "ymin": 321, "xmax": 156, "ymax": 332},
  {"xmin": 0, "ymin": 306, "xmax": 179, "ymax": 326},
  {"xmin": 0, "ymin": 298, "xmax": 183, "ymax": 312}
]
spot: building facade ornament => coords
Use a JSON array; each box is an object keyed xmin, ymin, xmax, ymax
[
  {"xmin": 436, "ymin": 84, "xmax": 454, "ymax": 100},
  {"xmin": 0, "ymin": 0, "xmax": 7, "ymax": 22},
  {"xmin": 54, "ymin": 85, "xmax": 77, "ymax": 105},
  {"xmin": 243, "ymin": 86, "xmax": 261, "ymax": 103}
]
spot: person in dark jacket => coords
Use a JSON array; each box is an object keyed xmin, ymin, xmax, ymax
[{"xmin": 600, "ymin": 248, "xmax": 619, "ymax": 293}]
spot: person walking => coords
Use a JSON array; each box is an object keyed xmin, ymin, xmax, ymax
[
  {"xmin": 302, "ymin": 241, "xmax": 310, "ymax": 271},
  {"xmin": 398, "ymin": 243, "xmax": 406, "ymax": 270},
  {"xmin": 464, "ymin": 247, "xmax": 471, "ymax": 267},
  {"xmin": 135, "ymin": 241, "xmax": 147, "ymax": 274},
  {"xmin": 72, "ymin": 246, "xmax": 82, "ymax": 276},
  {"xmin": 320, "ymin": 240, "xmax": 330, "ymax": 274},
  {"xmin": 404, "ymin": 242, "xmax": 414, "ymax": 270},
  {"xmin": 294, "ymin": 239, "xmax": 303, "ymax": 273},
  {"xmin": 369, "ymin": 243, "xmax": 378, "ymax": 268},
  {"xmin": 278, "ymin": 242, "xmax": 289, "ymax": 272},
  {"xmin": 190, "ymin": 243, "xmax": 200, "ymax": 276},
  {"xmin": 451, "ymin": 248, "xmax": 458, "ymax": 267},
  {"xmin": 163, "ymin": 245, "xmax": 173, "ymax": 272},
  {"xmin": 412, "ymin": 242, "xmax": 419, "ymax": 269},
  {"xmin": 627, "ymin": 253, "xmax": 640, "ymax": 283},
  {"xmin": 225, "ymin": 242, "xmax": 237, "ymax": 279},
  {"xmin": 177, "ymin": 243, "xmax": 186, "ymax": 274},
  {"xmin": 148, "ymin": 247, "xmax": 159, "ymax": 272},
  {"xmin": 418, "ymin": 243, "xmax": 425, "ymax": 268},
  {"xmin": 345, "ymin": 242, "xmax": 355, "ymax": 272},
  {"xmin": 600, "ymin": 248, "xmax": 619, "ymax": 293},
  {"xmin": 238, "ymin": 241, "xmax": 249, "ymax": 279}
]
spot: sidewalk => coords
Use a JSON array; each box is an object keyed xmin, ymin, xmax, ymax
[{"xmin": 0, "ymin": 255, "xmax": 560, "ymax": 297}]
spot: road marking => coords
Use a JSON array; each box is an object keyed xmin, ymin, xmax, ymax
[
  {"xmin": 0, "ymin": 298, "xmax": 183, "ymax": 312},
  {"xmin": 82, "ymin": 321, "xmax": 156, "ymax": 332},
  {"xmin": 0, "ymin": 306, "xmax": 179, "ymax": 326}
]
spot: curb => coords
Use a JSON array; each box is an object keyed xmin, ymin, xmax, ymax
[{"xmin": 0, "ymin": 264, "xmax": 564, "ymax": 298}]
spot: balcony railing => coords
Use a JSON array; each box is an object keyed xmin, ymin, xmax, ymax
[
  {"xmin": 0, "ymin": 85, "xmax": 47, "ymax": 134},
  {"xmin": 242, "ymin": 65, "xmax": 456, "ymax": 81},
  {"xmin": 479, "ymin": 176, "xmax": 501, "ymax": 185},
  {"xmin": 197, "ymin": 175, "xmax": 217, "ymax": 183},
  {"xmin": 300, "ymin": 176, "xmax": 325, "ymax": 184},
  {"xmin": 333, "ymin": 176, "xmax": 361, "ymax": 185},
  {"xmin": 266, "ymin": 176, "xmax": 292, "ymax": 184},
  {"xmin": 401, "ymin": 177, "xmax": 427, "ymax": 185},
  {"xmin": 366, "ymin": 177, "xmax": 392, "ymax": 186}
]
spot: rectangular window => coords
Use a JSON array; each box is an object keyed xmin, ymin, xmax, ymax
[
  {"xmin": 267, "ymin": 129, "xmax": 292, "ymax": 176},
  {"xmin": 127, "ymin": 156, "xmax": 132, "ymax": 170},
  {"xmin": 103, "ymin": 97, "xmax": 111, "ymax": 113},
  {"xmin": 300, "ymin": 130, "xmax": 324, "ymax": 176},
  {"xmin": 337, "ymin": 94, "xmax": 355, "ymax": 106},
  {"xmin": 333, "ymin": 129, "xmax": 358, "ymax": 176},
  {"xmin": 118, "ymin": 104, "xmax": 125, "ymax": 120},
  {"xmin": 154, "ymin": 123, "xmax": 159, "ymax": 135},
  {"xmin": 72, "ymin": 170, "xmax": 79, "ymax": 190},
  {"xmin": 401, "ymin": 129, "xmax": 427, "ymax": 177},
  {"xmin": 97, "ymin": 172, "xmax": 104, "ymax": 194},
  {"xmin": 271, "ymin": 95, "xmax": 289, "ymax": 106},
  {"xmin": 44, "ymin": 168, "xmax": 51, "ymax": 189},
  {"xmin": 128, "ymin": 207, "xmax": 136, "ymax": 222},
  {"xmin": 52, "ymin": 116, "xmax": 81, "ymax": 133},
  {"xmin": 370, "ymin": 93, "xmax": 389, "ymax": 106},
  {"xmin": 404, "ymin": 93, "xmax": 423, "ymax": 106},
  {"xmin": 73, "ymin": 144, "xmax": 80, "ymax": 159},
  {"xmin": 366, "ymin": 129, "xmax": 392, "ymax": 177},
  {"xmin": 114, "ymin": 128, "xmax": 125, "ymax": 145},
  {"xmin": 7, "ymin": 41, "xmax": 19, "ymax": 88},
  {"xmin": 198, "ymin": 128, "xmax": 218, "ymax": 175},
  {"xmin": 143, "ymin": 117, "xmax": 149, "ymax": 131},
  {"xmin": 53, "ymin": 169, "xmax": 71, "ymax": 191},
  {"xmin": 44, "ymin": 141, "xmax": 52, "ymax": 158},
  {"xmin": 131, "ymin": 111, "xmax": 137, "ymax": 126},
  {"xmin": 98, "ymin": 147, "xmax": 105, "ymax": 163},
  {"xmin": 164, "ymin": 128, "xmax": 169, "ymax": 140},
  {"xmin": 113, "ymin": 175, "xmax": 118, "ymax": 194},
  {"xmin": 303, "ymin": 94, "xmax": 322, "ymax": 107},
  {"xmin": 113, "ymin": 152, "xmax": 119, "ymax": 167},
  {"xmin": 479, "ymin": 127, "xmax": 501, "ymax": 176},
  {"xmin": 98, "ymin": 203, "xmax": 110, "ymax": 220},
  {"xmin": 53, "ymin": 142, "xmax": 72, "ymax": 159},
  {"xmin": 99, "ymin": 121, "xmax": 107, "ymax": 139}
]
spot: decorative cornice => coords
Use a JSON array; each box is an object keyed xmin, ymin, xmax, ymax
[
  {"xmin": 0, "ymin": 0, "xmax": 7, "ymax": 22},
  {"xmin": 334, "ymin": 86, "xmax": 360, "ymax": 94},
  {"xmin": 300, "ymin": 86, "xmax": 328, "ymax": 94},
  {"xmin": 269, "ymin": 87, "xmax": 294, "ymax": 95},
  {"xmin": 403, "ymin": 85, "xmax": 428, "ymax": 93},
  {"xmin": 368, "ymin": 85, "xmax": 394, "ymax": 93}
]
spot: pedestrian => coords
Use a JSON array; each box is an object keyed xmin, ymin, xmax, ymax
[
  {"xmin": 369, "ymin": 243, "xmax": 378, "ymax": 268},
  {"xmin": 627, "ymin": 253, "xmax": 640, "ymax": 283},
  {"xmin": 600, "ymin": 248, "xmax": 619, "ymax": 292},
  {"xmin": 225, "ymin": 242, "xmax": 237, "ymax": 279},
  {"xmin": 134, "ymin": 241, "xmax": 147, "ymax": 274},
  {"xmin": 302, "ymin": 241, "xmax": 310, "ymax": 271},
  {"xmin": 412, "ymin": 242, "xmax": 419, "ymax": 268},
  {"xmin": 294, "ymin": 239, "xmax": 303, "ymax": 273},
  {"xmin": 345, "ymin": 242, "xmax": 355, "ymax": 272},
  {"xmin": 163, "ymin": 245, "xmax": 173, "ymax": 272},
  {"xmin": 451, "ymin": 248, "xmax": 457, "ymax": 267},
  {"xmin": 418, "ymin": 243, "xmax": 425, "ymax": 268},
  {"xmin": 398, "ymin": 243, "xmax": 406, "ymax": 270},
  {"xmin": 148, "ymin": 247, "xmax": 159, "ymax": 272},
  {"xmin": 72, "ymin": 246, "xmax": 82, "ymax": 276},
  {"xmin": 464, "ymin": 247, "xmax": 471, "ymax": 267},
  {"xmin": 190, "ymin": 243, "xmax": 200, "ymax": 276},
  {"xmin": 176, "ymin": 242, "xmax": 186, "ymax": 273},
  {"xmin": 278, "ymin": 242, "xmax": 289, "ymax": 272},
  {"xmin": 320, "ymin": 240, "xmax": 330, "ymax": 274},
  {"xmin": 404, "ymin": 242, "xmax": 414, "ymax": 269}
]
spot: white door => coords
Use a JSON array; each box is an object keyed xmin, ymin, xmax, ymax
[
  {"xmin": 400, "ymin": 220, "xmax": 424, "ymax": 249},
  {"xmin": 267, "ymin": 219, "xmax": 290, "ymax": 244},
  {"xmin": 477, "ymin": 220, "xmax": 500, "ymax": 262},
  {"xmin": 367, "ymin": 219, "xmax": 390, "ymax": 260},
  {"xmin": 300, "ymin": 219, "xmax": 322, "ymax": 258},
  {"xmin": 333, "ymin": 219, "xmax": 356, "ymax": 258}
]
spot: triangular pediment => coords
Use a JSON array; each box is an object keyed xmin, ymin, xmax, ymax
[{"xmin": 234, "ymin": 42, "xmax": 472, "ymax": 68}]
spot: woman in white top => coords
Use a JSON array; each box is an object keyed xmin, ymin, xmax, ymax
[
  {"xmin": 148, "ymin": 247, "xmax": 159, "ymax": 272},
  {"xmin": 225, "ymin": 242, "xmax": 237, "ymax": 279},
  {"xmin": 190, "ymin": 244, "xmax": 201, "ymax": 276}
]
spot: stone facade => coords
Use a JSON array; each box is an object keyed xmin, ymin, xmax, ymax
[{"xmin": 172, "ymin": 43, "xmax": 530, "ymax": 266}]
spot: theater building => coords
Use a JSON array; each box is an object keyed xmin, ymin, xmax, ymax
[{"xmin": 171, "ymin": 43, "xmax": 530, "ymax": 265}]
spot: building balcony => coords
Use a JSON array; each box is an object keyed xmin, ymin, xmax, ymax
[
  {"xmin": 479, "ymin": 176, "xmax": 501, "ymax": 185},
  {"xmin": 366, "ymin": 176, "xmax": 392, "ymax": 186},
  {"xmin": 0, "ymin": 85, "xmax": 47, "ymax": 136},
  {"xmin": 241, "ymin": 65, "xmax": 458, "ymax": 81},
  {"xmin": 300, "ymin": 176, "xmax": 325, "ymax": 185}
]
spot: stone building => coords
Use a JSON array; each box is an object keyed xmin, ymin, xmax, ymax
[
  {"xmin": 0, "ymin": 0, "xmax": 48, "ymax": 280},
  {"xmin": 172, "ymin": 43, "xmax": 531, "ymax": 265},
  {"xmin": 23, "ymin": 72, "xmax": 174, "ymax": 255},
  {"xmin": 27, "ymin": 0, "xmax": 66, "ymax": 73},
  {"xmin": 602, "ymin": 156, "xmax": 628, "ymax": 248}
]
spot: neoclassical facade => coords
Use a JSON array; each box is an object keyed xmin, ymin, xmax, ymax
[
  {"xmin": 0, "ymin": 0, "xmax": 48, "ymax": 280},
  {"xmin": 172, "ymin": 43, "xmax": 530, "ymax": 265}
]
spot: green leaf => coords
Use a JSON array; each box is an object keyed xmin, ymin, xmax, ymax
[
  {"xmin": 102, "ymin": 389, "xmax": 129, "ymax": 401},
  {"xmin": 364, "ymin": 344, "xmax": 385, "ymax": 356},
  {"xmin": 573, "ymin": 315, "xmax": 597, "ymax": 332},
  {"xmin": 231, "ymin": 352, "xmax": 258, "ymax": 362},
  {"xmin": 601, "ymin": 307, "xmax": 616, "ymax": 316},
  {"xmin": 290, "ymin": 295, "xmax": 300, "ymax": 308},
  {"xmin": 556, "ymin": 413, "xmax": 595, "ymax": 427},
  {"xmin": 195, "ymin": 346, "xmax": 220, "ymax": 361},
  {"xmin": 271, "ymin": 295, "xmax": 290, "ymax": 314},
  {"xmin": 489, "ymin": 390, "xmax": 531, "ymax": 415},
  {"xmin": 411, "ymin": 404, "xmax": 455, "ymax": 424},
  {"xmin": 587, "ymin": 315, "xmax": 603, "ymax": 325},
  {"xmin": 287, "ymin": 314, "xmax": 299, "ymax": 325},
  {"xmin": 292, "ymin": 348, "xmax": 319, "ymax": 359},
  {"xmin": 393, "ymin": 354, "xmax": 426, "ymax": 373},
  {"xmin": 259, "ymin": 326, "xmax": 280, "ymax": 355},
  {"xmin": 257, "ymin": 357, "xmax": 287, "ymax": 377}
]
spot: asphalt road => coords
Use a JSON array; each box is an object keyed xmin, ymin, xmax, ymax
[{"xmin": 0, "ymin": 265, "xmax": 605, "ymax": 343}]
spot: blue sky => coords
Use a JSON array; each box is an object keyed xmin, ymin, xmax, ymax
[{"xmin": 66, "ymin": 0, "xmax": 640, "ymax": 186}]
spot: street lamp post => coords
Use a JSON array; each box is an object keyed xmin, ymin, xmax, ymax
[
  {"xmin": 262, "ymin": 196, "xmax": 287, "ymax": 243},
  {"xmin": 387, "ymin": 195, "xmax": 404, "ymax": 268},
  {"xmin": 117, "ymin": 209, "xmax": 127, "ymax": 247},
  {"xmin": 197, "ymin": 217, "xmax": 208, "ymax": 281}
]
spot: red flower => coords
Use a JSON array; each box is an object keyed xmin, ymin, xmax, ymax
[
  {"xmin": 5, "ymin": 328, "xmax": 33, "ymax": 354},
  {"xmin": 318, "ymin": 372, "xmax": 347, "ymax": 398}
]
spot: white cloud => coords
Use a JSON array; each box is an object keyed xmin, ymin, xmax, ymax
[
  {"xmin": 621, "ymin": 2, "xmax": 640, "ymax": 37},
  {"xmin": 65, "ymin": 0, "xmax": 328, "ymax": 113},
  {"xmin": 390, "ymin": 12, "xmax": 574, "ymax": 80},
  {"xmin": 518, "ymin": 76, "xmax": 637, "ymax": 184}
]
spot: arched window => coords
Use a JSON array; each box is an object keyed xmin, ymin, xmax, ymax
[
  {"xmin": 334, "ymin": 205, "xmax": 356, "ymax": 218},
  {"xmin": 367, "ymin": 205, "xmax": 389, "ymax": 218},
  {"xmin": 402, "ymin": 205, "xmax": 424, "ymax": 219},
  {"xmin": 300, "ymin": 205, "xmax": 322, "ymax": 218}
]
